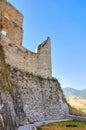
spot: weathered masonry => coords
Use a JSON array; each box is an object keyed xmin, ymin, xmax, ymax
[
  {"xmin": 0, "ymin": 0, "xmax": 70, "ymax": 127},
  {"xmin": 0, "ymin": 0, "xmax": 52, "ymax": 78}
]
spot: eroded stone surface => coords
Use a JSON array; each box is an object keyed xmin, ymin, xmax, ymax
[{"xmin": 9, "ymin": 66, "xmax": 69, "ymax": 122}]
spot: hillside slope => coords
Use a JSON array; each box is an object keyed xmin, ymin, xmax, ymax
[
  {"xmin": 63, "ymin": 87, "xmax": 86, "ymax": 99},
  {"xmin": 66, "ymin": 96, "xmax": 86, "ymax": 115}
]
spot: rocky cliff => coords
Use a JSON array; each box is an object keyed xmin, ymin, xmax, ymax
[{"xmin": 0, "ymin": 44, "xmax": 69, "ymax": 129}]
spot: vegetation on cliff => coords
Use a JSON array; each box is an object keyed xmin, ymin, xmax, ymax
[
  {"xmin": 0, "ymin": 45, "xmax": 16, "ymax": 130},
  {"xmin": 0, "ymin": 45, "xmax": 13, "ymax": 94}
]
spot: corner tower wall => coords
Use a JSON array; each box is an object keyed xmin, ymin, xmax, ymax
[{"xmin": 37, "ymin": 37, "xmax": 52, "ymax": 77}]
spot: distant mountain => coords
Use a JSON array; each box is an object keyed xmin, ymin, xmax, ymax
[{"xmin": 63, "ymin": 87, "xmax": 86, "ymax": 99}]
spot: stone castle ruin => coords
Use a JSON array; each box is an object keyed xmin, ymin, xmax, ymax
[
  {"xmin": 0, "ymin": 0, "xmax": 52, "ymax": 78},
  {"xmin": 0, "ymin": 0, "xmax": 69, "ymax": 129}
]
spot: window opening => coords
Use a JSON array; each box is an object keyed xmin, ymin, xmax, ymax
[
  {"xmin": 0, "ymin": 30, "xmax": 6, "ymax": 36},
  {"xmin": 0, "ymin": 24, "xmax": 8, "ymax": 36},
  {"xmin": 4, "ymin": 11, "xmax": 11, "ymax": 20}
]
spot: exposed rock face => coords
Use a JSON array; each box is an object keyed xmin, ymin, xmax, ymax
[
  {"xmin": 0, "ymin": 45, "xmax": 28, "ymax": 129},
  {"xmin": 0, "ymin": 93, "xmax": 16, "ymax": 130},
  {"xmin": 9, "ymin": 66, "xmax": 69, "ymax": 122},
  {"xmin": 0, "ymin": 91, "xmax": 28, "ymax": 130}
]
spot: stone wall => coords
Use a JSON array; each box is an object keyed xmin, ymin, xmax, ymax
[
  {"xmin": 9, "ymin": 66, "xmax": 69, "ymax": 122},
  {"xmin": 0, "ymin": 0, "xmax": 23, "ymax": 45},
  {"xmin": 0, "ymin": 35, "xmax": 52, "ymax": 78}
]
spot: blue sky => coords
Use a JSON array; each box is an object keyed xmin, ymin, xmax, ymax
[{"xmin": 9, "ymin": 0, "xmax": 86, "ymax": 90}]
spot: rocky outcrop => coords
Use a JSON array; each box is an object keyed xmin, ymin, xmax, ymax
[
  {"xmin": 8, "ymin": 65, "xmax": 69, "ymax": 122},
  {"xmin": 0, "ymin": 93, "xmax": 15, "ymax": 130},
  {"xmin": 0, "ymin": 45, "xmax": 28, "ymax": 129}
]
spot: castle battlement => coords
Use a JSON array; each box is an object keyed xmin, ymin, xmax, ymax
[{"xmin": 0, "ymin": 0, "xmax": 52, "ymax": 78}]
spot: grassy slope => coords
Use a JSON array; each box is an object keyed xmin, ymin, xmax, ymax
[
  {"xmin": 67, "ymin": 96, "xmax": 86, "ymax": 116},
  {"xmin": 37, "ymin": 120, "xmax": 86, "ymax": 130}
]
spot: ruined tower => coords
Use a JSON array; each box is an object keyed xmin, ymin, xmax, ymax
[
  {"xmin": 0, "ymin": 0, "xmax": 52, "ymax": 78},
  {"xmin": 0, "ymin": 0, "xmax": 23, "ymax": 45}
]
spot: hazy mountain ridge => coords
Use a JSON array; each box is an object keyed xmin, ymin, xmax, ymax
[{"xmin": 63, "ymin": 87, "xmax": 86, "ymax": 99}]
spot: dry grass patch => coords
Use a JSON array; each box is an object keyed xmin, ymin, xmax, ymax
[
  {"xmin": 67, "ymin": 96, "xmax": 86, "ymax": 116},
  {"xmin": 37, "ymin": 120, "xmax": 86, "ymax": 130}
]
